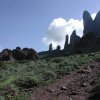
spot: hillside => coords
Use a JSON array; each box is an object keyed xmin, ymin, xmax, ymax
[
  {"xmin": 0, "ymin": 52, "xmax": 100, "ymax": 100},
  {"xmin": 30, "ymin": 60, "xmax": 100, "ymax": 100}
]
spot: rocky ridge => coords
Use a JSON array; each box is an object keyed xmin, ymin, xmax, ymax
[{"xmin": 39, "ymin": 10, "xmax": 100, "ymax": 57}]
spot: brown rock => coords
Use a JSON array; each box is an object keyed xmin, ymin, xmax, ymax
[
  {"xmin": 46, "ymin": 88, "xmax": 55, "ymax": 92},
  {"xmin": 89, "ymin": 65, "xmax": 95, "ymax": 68},
  {"xmin": 60, "ymin": 86, "xmax": 67, "ymax": 90},
  {"xmin": 77, "ymin": 69, "xmax": 91, "ymax": 74},
  {"xmin": 80, "ymin": 83, "xmax": 87, "ymax": 87}
]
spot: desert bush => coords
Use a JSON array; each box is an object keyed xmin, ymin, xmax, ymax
[
  {"xmin": 56, "ymin": 62, "xmax": 71, "ymax": 75},
  {"xmin": 45, "ymin": 58, "xmax": 51, "ymax": 62},
  {"xmin": 0, "ymin": 62, "xmax": 8, "ymax": 70},
  {"xmin": 51, "ymin": 58, "xmax": 64, "ymax": 63},
  {"xmin": 42, "ymin": 70, "xmax": 56, "ymax": 82},
  {"xmin": 93, "ymin": 52, "xmax": 100, "ymax": 62},
  {"xmin": 14, "ymin": 76, "xmax": 39, "ymax": 89}
]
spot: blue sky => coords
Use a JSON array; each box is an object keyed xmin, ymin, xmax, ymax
[{"xmin": 0, "ymin": 0, "xmax": 99, "ymax": 52}]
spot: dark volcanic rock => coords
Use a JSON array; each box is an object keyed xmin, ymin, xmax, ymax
[
  {"xmin": 70, "ymin": 30, "xmax": 80, "ymax": 50},
  {"xmin": 74, "ymin": 32, "xmax": 100, "ymax": 53},
  {"xmin": 94, "ymin": 11, "xmax": 100, "ymax": 24},
  {"xmin": 0, "ymin": 49, "xmax": 12, "ymax": 61},
  {"xmin": 83, "ymin": 10, "xmax": 100, "ymax": 37},
  {"xmin": 49, "ymin": 43, "xmax": 53, "ymax": 51},
  {"xmin": 12, "ymin": 47, "xmax": 25, "ymax": 60},
  {"xmin": 83, "ymin": 11, "xmax": 94, "ymax": 35},
  {"xmin": 56, "ymin": 45, "xmax": 61, "ymax": 51},
  {"xmin": 0, "ymin": 47, "xmax": 39, "ymax": 61},
  {"xmin": 39, "ymin": 10, "xmax": 100, "ymax": 57},
  {"xmin": 22, "ymin": 48, "xmax": 39, "ymax": 60},
  {"xmin": 94, "ymin": 10, "xmax": 100, "ymax": 37},
  {"xmin": 64, "ymin": 35, "xmax": 69, "ymax": 50}
]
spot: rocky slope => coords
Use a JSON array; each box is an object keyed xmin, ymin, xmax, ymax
[{"xmin": 30, "ymin": 61, "xmax": 100, "ymax": 100}]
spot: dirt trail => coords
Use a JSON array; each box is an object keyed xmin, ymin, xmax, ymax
[{"xmin": 30, "ymin": 61, "xmax": 100, "ymax": 100}]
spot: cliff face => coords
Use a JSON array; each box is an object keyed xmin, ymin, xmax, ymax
[
  {"xmin": 70, "ymin": 30, "xmax": 80, "ymax": 50},
  {"xmin": 83, "ymin": 11, "xmax": 94, "ymax": 35},
  {"xmin": 94, "ymin": 11, "xmax": 100, "ymax": 37},
  {"xmin": 64, "ymin": 35, "xmax": 69, "ymax": 51},
  {"xmin": 74, "ymin": 32, "xmax": 100, "ymax": 53},
  {"xmin": 83, "ymin": 10, "xmax": 100, "ymax": 37}
]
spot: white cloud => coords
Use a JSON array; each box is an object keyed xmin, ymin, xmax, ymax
[
  {"xmin": 42, "ymin": 13, "xmax": 96, "ymax": 49},
  {"xmin": 0, "ymin": 46, "xmax": 2, "ymax": 52},
  {"xmin": 91, "ymin": 13, "xmax": 96, "ymax": 20}
]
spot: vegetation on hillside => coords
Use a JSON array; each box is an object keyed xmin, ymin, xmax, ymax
[{"xmin": 0, "ymin": 51, "xmax": 100, "ymax": 100}]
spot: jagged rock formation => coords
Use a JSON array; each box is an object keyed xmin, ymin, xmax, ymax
[
  {"xmin": 0, "ymin": 49, "xmax": 12, "ymax": 61},
  {"xmin": 83, "ymin": 11, "xmax": 94, "ymax": 35},
  {"xmin": 49, "ymin": 43, "xmax": 53, "ymax": 51},
  {"xmin": 12, "ymin": 47, "xmax": 24, "ymax": 60},
  {"xmin": 94, "ymin": 10, "xmax": 100, "ymax": 37},
  {"xmin": 70, "ymin": 30, "xmax": 80, "ymax": 50},
  {"xmin": 56, "ymin": 45, "xmax": 61, "ymax": 51},
  {"xmin": 22, "ymin": 48, "xmax": 39, "ymax": 60},
  {"xmin": 39, "ymin": 10, "xmax": 100, "ymax": 58},
  {"xmin": 64, "ymin": 35, "xmax": 69, "ymax": 51},
  {"xmin": 0, "ymin": 47, "xmax": 39, "ymax": 61},
  {"xmin": 83, "ymin": 10, "xmax": 100, "ymax": 37},
  {"xmin": 74, "ymin": 32, "xmax": 100, "ymax": 53},
  {"xmin": 1, "ymin": 10, "xmax": 100, "ymax": 60}
]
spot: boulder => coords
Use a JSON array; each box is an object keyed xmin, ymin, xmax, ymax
[
  {"xmin": 12, "ymin": 47, "xmax": 39, "ymax": 60},
  {"xmin": 0, "ymin": 49, "xmax": 12, "ymax": 61},
  {"xmin": 12, "ymin": 47, "xmax": 25, "ymax": 60}
]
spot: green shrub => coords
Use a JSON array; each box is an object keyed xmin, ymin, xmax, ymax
[
  {"xmin": 0, "ymin": 62, "xmax": 8, "ymax": 70},
  {"xmin": 56, "ymin": 62, "xmax": 70, "ymax": 75},
  {"xmin": 14, "ymin": 76, "xmax": 39, "ymax": 89},
  {"xmin": 0, "ymin": 51, "xmax": 100, "ymax": 99},
  {"xmin": 42, "ymin": 70, "xmax": 56, "ymax": 82},
  {"xmin": 12, "ymin": 96, "xmax": 28, "ymax": 100},
  {"xmin": 0, "ymin": 96, "xmax": 5, "ymax": 100},
  {"xmin": 51, "ymin": 58, "xmax": 64, "ymax": 63}
]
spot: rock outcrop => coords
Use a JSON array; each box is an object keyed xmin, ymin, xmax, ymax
[
  {"xmin": 23, "ymin": 48, "xmax": 39, "ymax": 60},
  {"xmin": 12, "ymin": 47, "xmax": 24, "ymax": 60},
  {"xmin": 74, "ymin": 32, "xmax": 100, "ymax": 53},
  {"xmin": 94, "ymin": 10, "xmax": 100, "ymax": 37},
  {"xmin": 0, "ymin": 47, "xmax": 39, "ymax": 61},
  {"xmin": 49, "ymin": 43, "xmax": 53, "ymax": 51},
  {"xmin": 83, "ymin": 10, "xmax": 100, "ymax": 37},
  {"xmin": 83, "ymin": 11, "xmax": 94, "ymax": 35},
  {"xmin": 70, "ymin": 30, "xmax": 80, "ymax": 50},
  {"xmin": 64, "ymin": 35, "xmax": 69, "ymax": 51},
  {"xmin": 56, "ymin": 45, "xmax": 61, "ymax": 51},
  {"xmin": 39, "ymin": 10, "xmax": 100, "ymax": 57},
  {"xmin": 0, "ymin": 49, "xmax": 12, "ymax": 61}
]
